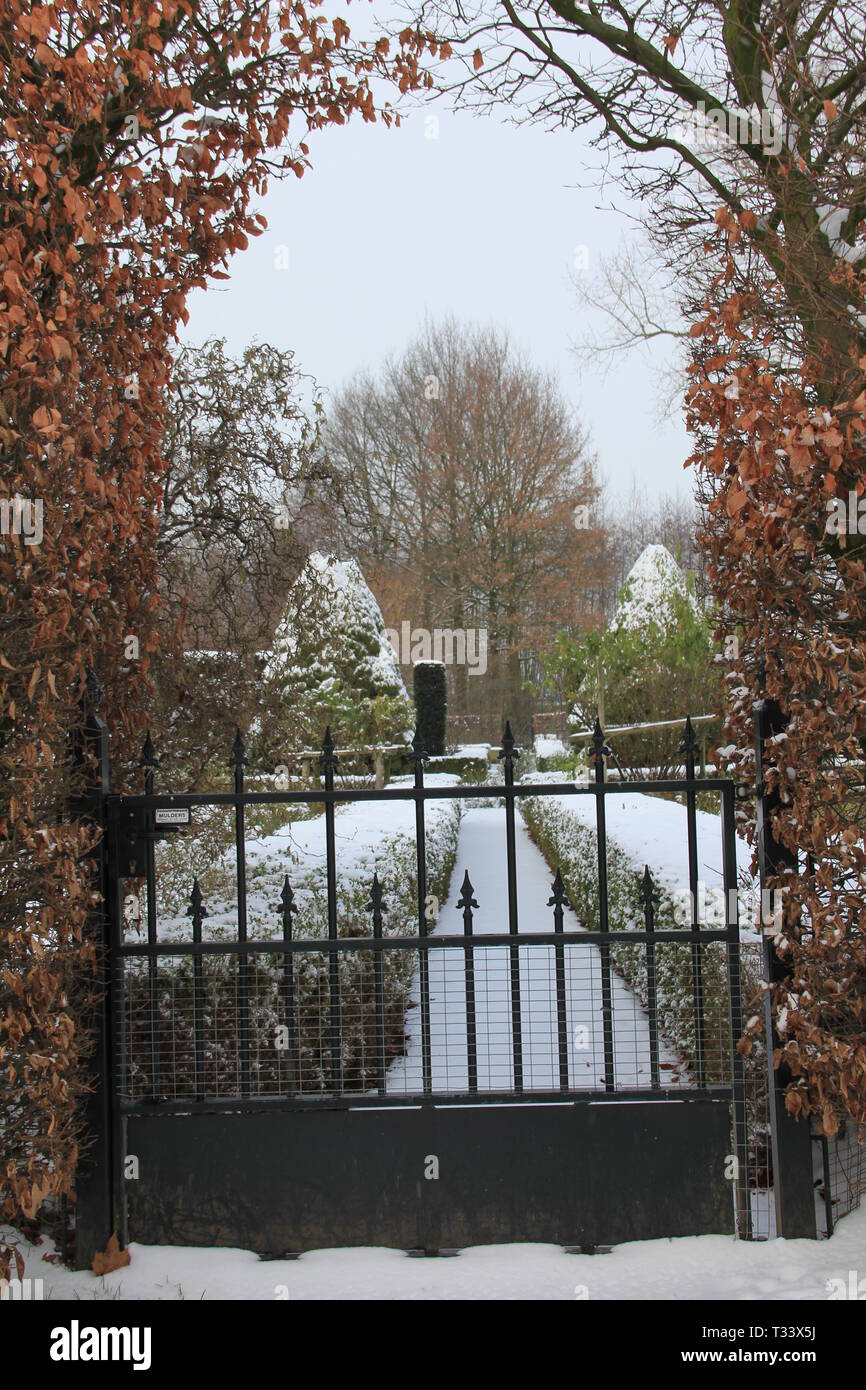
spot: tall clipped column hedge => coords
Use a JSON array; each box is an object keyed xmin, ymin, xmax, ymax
[{"xmin": 413, "ymin": 660, "xmax": 447, "ymax": 756}]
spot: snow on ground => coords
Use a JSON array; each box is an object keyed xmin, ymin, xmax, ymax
[
  {"xmin": 387, "ymin": 806, "xmax": 687, "ymax": 1092},
  {"xmin": 7, "ymin": 1206, "xmax": 865, "ymax": 1300},
  {"xmin": 526, "ymin": 776, "xmax": 758, "ymax": 920}
]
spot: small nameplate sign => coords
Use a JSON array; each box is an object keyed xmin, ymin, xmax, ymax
[{"xmin": 154, "ymin": 808, "xmax": 191, "ymax": 827}]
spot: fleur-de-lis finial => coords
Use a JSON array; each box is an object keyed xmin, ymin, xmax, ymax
[
  {"xmin": 678, "ymin": 715, "xmax": 698, "ymax": 761},
  {"xmin": 498, "ymin": 720, "xmax": 517, "ymax": 763},
  {"xmin": 547, "ymin": 867, "xmax": 570, "ymax": 910},
  {"xmin": 640, "ymin": 865, "xmax": 658, "ymax": 922},
  {"xmin": 229, "ymin": 726, "xmax": 248, "ymax": 770},
  {"xmin": 279, "ymin": 875, "xmax": 296, "ymax": 933},
  {"xmin": 366, "ymin": 871, "xmax": 387, "ymax": 918},
  {"xmin": 319, "ymin": 725, "xmax": 338, "ymax": 772},
  {"xmin": 456, "ymin": 869, "xmax": 479, "ymax": 915},
  {"xmin": 590, "ymin": 718, "xmax": 611, "ymax": 771},
  {"xmin": 140, "ymin": 730, "xmax": 159, "ymax": 769},
  {"xmin": 186, "ymin": 878, "xmax": 208, "ymax": 934}
]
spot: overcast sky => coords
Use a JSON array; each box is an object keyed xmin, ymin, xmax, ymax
[{"xmin": 181, "ymin": 63, "xmax": 692, "ymax": 504}]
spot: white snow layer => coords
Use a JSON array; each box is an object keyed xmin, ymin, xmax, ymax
[
  {"xmin": 610, "ymin": 543, "xmax": 702, "ymax": 635},
  {"xmin": 7, "ymin": 1205, "xmax": 865, "ymax": 1300}
]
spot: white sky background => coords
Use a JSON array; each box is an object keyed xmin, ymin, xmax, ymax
[{"xmin": 180, "ymin": 5, "xmax": 693, "ymax": 503}]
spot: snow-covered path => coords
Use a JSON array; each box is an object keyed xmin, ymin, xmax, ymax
[{"xmin": 386, "ymin": 806, "xmax": 687, "ymax": 1094}]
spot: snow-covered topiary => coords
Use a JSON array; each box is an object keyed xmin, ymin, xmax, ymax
[
  {"xmin": 264, "ymin": 552, "xmax": 414, "ymax": 750},
  {"xmin": 610, "ymin": 543, "xmax": 702, "ymax": 635}
]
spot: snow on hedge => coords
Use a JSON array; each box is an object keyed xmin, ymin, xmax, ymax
[
  {"xmin": 125, "ymin": 778, "xmax": 462, "ymax": 1098},
  {"xmin": 262, "ymin": 551, "xmax": 413, "ymax": 747},
  {"xmin": 520, "ymin": 778, "xmax": 762, "ymax": 1082}
]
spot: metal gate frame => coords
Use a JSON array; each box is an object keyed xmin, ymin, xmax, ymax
[{"xmin": 74, "ymin": 705, "xmax": 757, "ymax": 1265}]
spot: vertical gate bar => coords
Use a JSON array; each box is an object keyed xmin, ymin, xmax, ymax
[
  {"xmin": 457, "ymin": 872, "xmax": 478, "ymax": 1094},
  {"xmin": 547, "ymin": 869, "xmax": 570, "ymax": 1091},
  {"xmin": 680, "ymin": 718, "xmax": 706, "ymax": 1088},
  {"xmin": 279, "ymin": 877, "xmax": 297, "ymax": 1096},
  {"xmin": 368, "ymin": 874, "xmax": 387, "ymax": 1095},
  {"xmin": 230, "ymin": 730, "xmax": 251, "ymax": 1098},
  {"xmin": 320, "ymin": 728, "xmax": 342, "ymax": 1094},
  {"xmin": 499, "ymin": 722, "xmax": 523, "ymax": 1092},
  {"xmin": 754, "ymin": 695, "xmax": 816, "ymax": 1238},
  {"xmin": 820, "ymin": 1134, "xmax": 834, "ymax": 1238},
  {"xmin": 140, "ymin": 733, "xmax": 160, "ymax": 1100},
  {"xmin": 187, "ymin": 880, "xmax": 207, "ymax": 1102},
  {"xmin": 108, "ymin": 822, "xmax": 129, "ymax": 1251},
  {"xmin": 592, "ymin": 720, "xmax": 615, "ymax": 1093},
  {"xmin": 412, "ymin": 732, "xmax": 432, "ymax": 1095},
  {"xmin": 71, "ymin": 670, "xmax": 116, "ymax": 1268},
  {"xmin": 641, "ymin": 866, "xmax": 661, "ymax": 1091},
  {"xmin": 722, "ymin": 781, "xmax": 751, "ymax": 1238}
]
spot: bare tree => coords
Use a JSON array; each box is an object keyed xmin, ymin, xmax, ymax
[
  {"xmin": 395, "ymin": 2, "xmax": 866, "ymax": 398},
  {"xmin": 323, "ymin": 318, "xmax": 607, "ymax": 740}
]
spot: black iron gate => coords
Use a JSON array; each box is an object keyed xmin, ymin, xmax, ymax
[{"xmin": 75, "ymin": 713, "xmax": 755, "ymax": 1263}]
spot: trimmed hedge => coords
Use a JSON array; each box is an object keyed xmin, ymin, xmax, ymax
[
  {"xmin": 123, "ymin": 797, "xmax": 462, "ymax": 1098},
  {"xmin": 521, "ymin": 791, "xmax": 761, "ymax": 1086},
  {"xmin": 413, "ymin": 660, "xmax": 446, "ymax": 756}
]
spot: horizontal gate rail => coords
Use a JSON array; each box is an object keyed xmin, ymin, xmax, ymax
[
  {"xmin": 111, "ymin": 775, "xmax": 734, "ymax": 809},
  {"xmin": 119, "ymin": 1086, "xmax": 734, "ymax": 1115},
  {"xmin": 115, "ymin": 927, "xmax": 733, "ymax": 957}
]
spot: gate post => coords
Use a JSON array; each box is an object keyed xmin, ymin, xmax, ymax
[
  {"xmin": 754, "ymin": 696, "xmax": 816, "ymax": 1239},
  {"xmin": 70, "ymin": 669, "xmax": 115, "ymax": 1269}
]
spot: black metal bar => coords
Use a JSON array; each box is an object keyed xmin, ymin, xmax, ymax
[
  {"xmin": 547, "ymin": 868, "xmax": 570, "ymax": 1091},
  {"xmin": 70, "ymin": 670, "xmax": 116, "ymax": 1269},
  {"xmin": 412, "ymin": 731, "xmax": 432, "ymax": 1095},
  {"xmin": 109, "ymin": 775, "xmax": 734, "ymax": 812},
  {"xmin": 754, "ymin": 698, "xmax": 816, "ymax": 1238},
  {"xmin": 457, "ymin": 871, "xmax": 479, "ymax": 1094},
  {"xmin": 279, "ymin": 877, "xmax": 297, "ymax": 1096},
  {"xmin": 721, "ymin": 781, "xmax": 751, "ymax": 1239},
  {"xmin": 120, "ymin": 1085, "xmax": 734, "ymax": 1117},
  {"xmin": 140, "ymin": 733, "xmax": 160, "ymax": 1101},
  {"xmin": 320, "ymin": 728, "xmax": 342, "ymax": 1093},
  {"xmin": 230, "ymin": 729, "xmax": 251, "ymax": 1098},
  {"xmin": 368, "ymin": 874, "xmax": 387, "ymax": 1095},
  {"xmin": 592, "ymin": 721, "xmax": 616, "ymax": 1093},
  {"xmin": 680, "ymin": 718, "xmax": 706, "ymax": 1088},
  {"xmin": 186, "ymin": 880, "xmax": 207, "ymax": 1102},
  {"xmin": 499, "ymin": 723, "xmax": 523, "ymax": 1092},
  {"xmin": 117, "ymin": 926, "xmax": 733, "ymax": 958},
  {"xmin": 641, "ymin": 866, "xmax": 661, "ymax": 1091},
  {"xmin": 820, "ymin": 1133, "xmax": 834, "ymax": 1238}
]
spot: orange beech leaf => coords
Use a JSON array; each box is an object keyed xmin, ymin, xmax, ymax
[
  {"xmin": 726, "ymin": 486, "xmax": 748, "ymax": 515},
  {"xmin": 92, "ymin": 1234, "xmax": 131, "ymax": 1276}
]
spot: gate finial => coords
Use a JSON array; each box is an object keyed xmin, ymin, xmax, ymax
[
  {"xmin": 229, "ymin": 726, "xmax": 248, "ymax": 770},
  {"xmin": 186, "ymin": 878, "xmax": 208, "ymax": 935},
  {"xmin": 547, "ymin": 867, "xmax": 570, "ymax": 911},
  {"xmin": 319, "ymin": 725, "xmax": 339, "ymax": 774},
  {"xmin": 279, "ymin": 875, "xmax": 296, "ymax": 935},
  {"xmin": 139, "ymin": 730, "xmax": 159, "ymax": 769}
]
